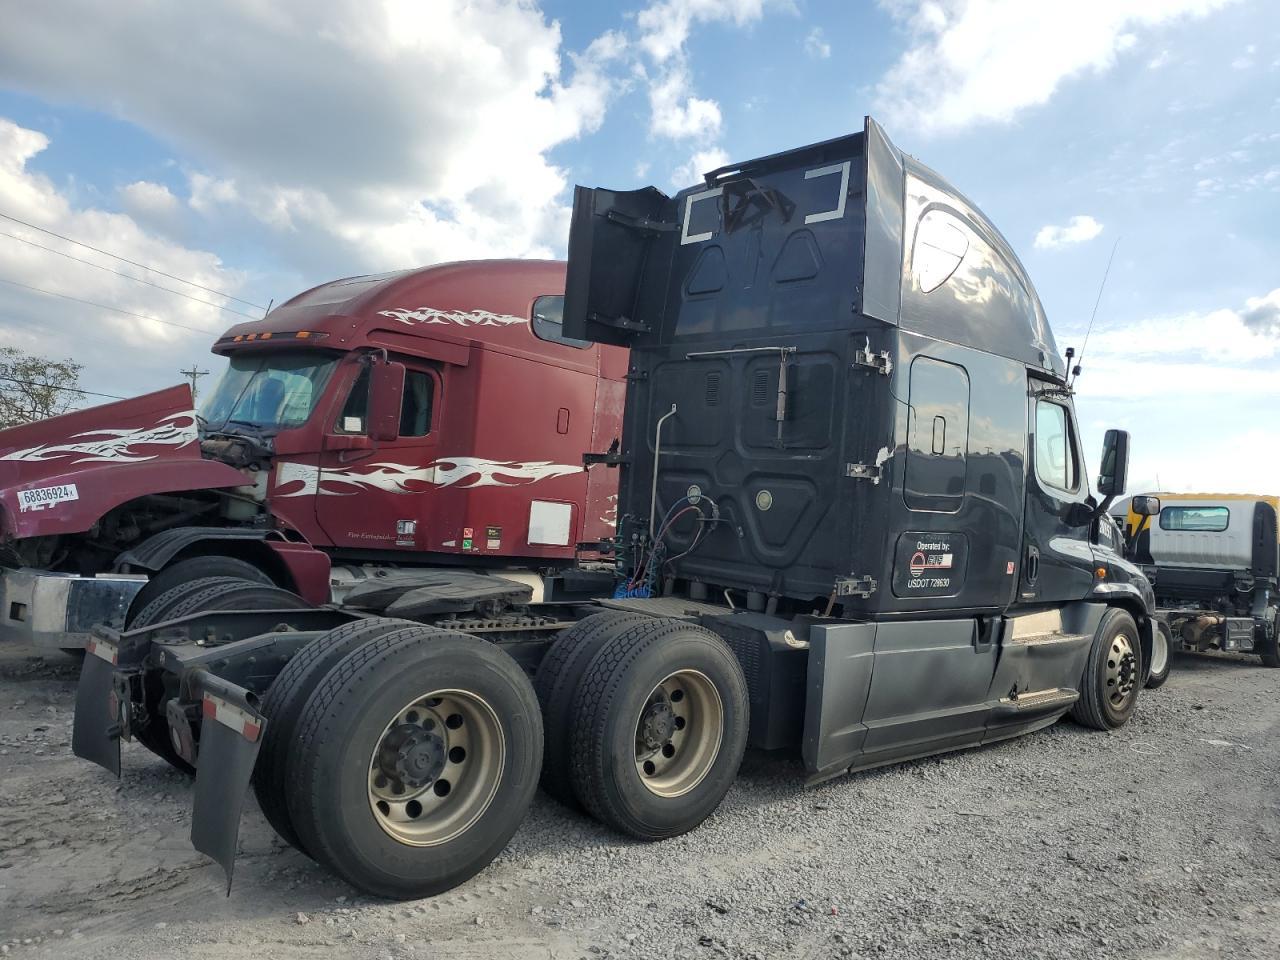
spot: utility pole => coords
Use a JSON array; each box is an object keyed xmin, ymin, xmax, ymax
[{"xmin": 179, "ymin": 365, "xmax": 210, "ymax": 403}]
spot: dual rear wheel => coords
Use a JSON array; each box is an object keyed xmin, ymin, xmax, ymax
[
  {"xmin": 256, "ymin": 623, "xmax": 542, "ymax": 899},
  {"xmin": 253, "ymin": 613, "xmax": 748, "ymax": 898}
]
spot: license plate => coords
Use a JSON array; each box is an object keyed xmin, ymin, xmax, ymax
[{"xmin": 17, "ymin": 483, "xmax": 79, "ymax": 512}]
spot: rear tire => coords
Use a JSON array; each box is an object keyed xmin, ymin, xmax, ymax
[
  {"xmin": 127, "ymin": 556, "xmax": 274, "ymax": 625},
  {"xmin": 1071, "ymin": 608, "xmax": 1142, "ymax": 730},
  {"xmin": 1145, "ymin": 621, "xmax": 1172, "ymax": 688},
  {"xmin": 567, "ymin": 618, "xmax": 748, "ymax": 840},
  {"xmin": 534, "ymin": 610, "xmax": 645, "ymax": 808},
  {"xmin": 129, "ymin": 577, "xmax": 313, "ymax": 774},
  {"xmin": 253, "ymin": 617, "xmax": 414, "ymax": 855},
  {"xmin": 286, "ymin": 626, "xmax": 542, "ymax": 899}
]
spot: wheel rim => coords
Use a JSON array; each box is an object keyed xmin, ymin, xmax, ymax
[
  {"xmin": 1105, "ymin": 632, "xmax": 1139, "ymax": 707},
  {"xmin": 367, "ymin": 689, "xmax": 505, "ymax": 846},
  {"xmin": 633, "ymin": 669, "xmax": 723, "ymax": 798},
  {"xmin": 1150, "ymin": 627, "xmax": 1169, "ymax": 676}
]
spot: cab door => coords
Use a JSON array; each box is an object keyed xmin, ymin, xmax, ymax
[
  {"xmin": 1018, "ymin": 382, "xmax": 1095, "ymax": 606},
  {"xmin": 314, "ymin": 360, "xmax": 441, "ymax": 551}
]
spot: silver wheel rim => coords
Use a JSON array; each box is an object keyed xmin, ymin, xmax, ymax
[
  {"xmin": 633, "ymin": 669, "xmax": 724, "ymax": 798},
  {"xmin": 1150, "ymin": 627, "xmax": 1169, "ymax": 676},
  {"xmin": 1105, "ymin": 632, "xmax": 1139, "ymax": 708},
  {"xmin": 367, "ymin": 689, "xmax": 504, "ymax": 846}
]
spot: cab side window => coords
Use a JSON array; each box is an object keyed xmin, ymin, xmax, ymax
[
  {"xmin": 399, "ymin": 371, "xmax": 433, "ymax": 437},
  {"xmin": 531, "ymin": 295, "xmax": 590, "ymax": 349},
  {"xmin": 337, "ymin": 366, "xmax": 434, "ymax": 437},
  {"xmin": 1034, "ymin": 400, "xmax": 1079, "ymax": 493}
]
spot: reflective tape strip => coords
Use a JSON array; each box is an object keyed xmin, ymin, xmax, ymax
[
  {"xmin": 202, "ymin": 694, "xmax": 263, "ymax": 744},
  {"xmin": 86, "ymin": 638, "xmax": 118, "ymax": 666}
]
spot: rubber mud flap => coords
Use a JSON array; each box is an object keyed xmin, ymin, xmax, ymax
[
  {"xmin": 191, "ymin": 711, "xmax": 266, "ymax": 894},
  {"xmin": 72, "ymin": 652, "xmax": 121, "ymax": 777}
]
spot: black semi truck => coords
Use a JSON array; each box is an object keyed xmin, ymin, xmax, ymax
[{"xmin": 71, "ymin": 118, "xmax": 1157, "ymax": 899}]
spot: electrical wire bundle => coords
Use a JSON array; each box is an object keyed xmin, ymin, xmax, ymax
[{"xmin": 614, "ymin": 494, "xmax": 720, "ymax": 599}]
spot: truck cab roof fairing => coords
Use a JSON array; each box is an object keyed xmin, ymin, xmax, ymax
[{"xmin": 564, "ymin": 117, "xmax": 1063, "ymax": 379}]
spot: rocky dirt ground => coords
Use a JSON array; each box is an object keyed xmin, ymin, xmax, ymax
[{"xmin": 0, "ymin": 640, "xmax": 1277, "ymax": 960}]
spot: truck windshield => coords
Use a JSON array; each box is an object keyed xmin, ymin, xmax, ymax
[{"xmin": 201, "ymin": 350, "xmax": 338, "ymax": 434}]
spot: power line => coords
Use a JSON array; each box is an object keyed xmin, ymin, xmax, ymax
[
  {"xmin": 0, "ymin": 210, "xmax": 268, "ymax": 310},
  {"xmin": 0, "ymin": 375, "xmax": 126, "ymax": 401},
  {"xmin": 0, "ymin": 229, "xmax": 261, "ymax": 320},
  {"xmin": 0, "ymin": 275, "xmax": 217, "ymax": 335}
]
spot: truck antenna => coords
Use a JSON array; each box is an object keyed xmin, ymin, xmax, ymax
[{"xmin": 1071, "ymin": 236, "xmax": 1120, "ymax": 389}]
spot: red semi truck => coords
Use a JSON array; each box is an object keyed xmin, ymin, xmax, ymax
[{"xmin": 0, "ymin": 259, "xmax": 624, "ymax": 648}]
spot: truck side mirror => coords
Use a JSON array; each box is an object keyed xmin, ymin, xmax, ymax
[
  {"xmin": 1131, "ymin": 495, "xmax": 1161, "ymax": 517},
  {"xmin": 367, "ymin": 357, "xmax": 405, "ymax": 442},
  {"xmin": 1097, "ymin": 429, "xmax": 1130, "ymax": 498}
]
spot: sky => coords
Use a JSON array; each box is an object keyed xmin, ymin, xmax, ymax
[{"xmin": 0, "ymin": 0, "xmax": 1276, "ymax": 493}]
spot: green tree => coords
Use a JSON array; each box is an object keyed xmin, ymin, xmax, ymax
[{"xmin": 0, "ymin": 347, "xmax": 86, "ymax": 429}]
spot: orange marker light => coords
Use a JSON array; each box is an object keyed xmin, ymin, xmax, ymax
[
  {"xmin": 296, "ymin": 330, "xmax": 311, "ymax": 339},
  {"xmin": 233, "ymin": 335, "xmax": 244, "ymax": 342},
  {"xmin": 260, "ymin": 332, "xmax": 272, "ymax": 340},
  {"xmin": 1095, "ymin": 567, "xmax": 1108, "ymax": 579}
]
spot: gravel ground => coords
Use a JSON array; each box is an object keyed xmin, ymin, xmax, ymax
[{"xmin": 0, "ymin": 640, "xmax": 1277, "ymax": 960}]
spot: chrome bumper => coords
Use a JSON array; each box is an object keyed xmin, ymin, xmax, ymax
[{"xmin": 0, "ymin": 567, "xmax": 147, "ymax": 648}]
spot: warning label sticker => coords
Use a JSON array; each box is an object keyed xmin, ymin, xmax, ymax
[{"xmin": 893, "ymin": 532, "xmax": 968, "ymax": 599}]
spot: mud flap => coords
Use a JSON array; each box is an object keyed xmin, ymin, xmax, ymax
[
  {"xmin": 190, "ymin": 693, "xmax": 266, "ymax": 894},
  {"xmin": 71, "ymin": 640, "xmax": 122, "ymax": 777}
]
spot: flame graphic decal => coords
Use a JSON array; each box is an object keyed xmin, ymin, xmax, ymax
[
  {"xmin": 274, "ymin": 458, "xmax": 582, "ymax": 498},
  {"xmin": 0, "ymin": 412, "xmax": 198, "ymax": 464},
  {"xmin": 377, "ymin": 307, "xmax": 526, "ymax": 328}
]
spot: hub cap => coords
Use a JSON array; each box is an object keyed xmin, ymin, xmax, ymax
[
  {"xmin": 1105, "ymin": 633, "xmax": 1139, "ymax": 708},
  {"xmin": 367, "ymin": 689, "xmax": 504, "ymax": 846},
  {"xmin": 633, "ymin": 669, "xmax": 723, "ymax": 799}
]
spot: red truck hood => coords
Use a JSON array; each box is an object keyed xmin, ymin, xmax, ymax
[{"xmin": 0, "ymin": 385, "xmax": 247, "ymax": 541}]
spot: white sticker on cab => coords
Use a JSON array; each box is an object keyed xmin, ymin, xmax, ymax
[{"xmin": 17, "ymin": 483, "xmax": 79, "ymax": 512}]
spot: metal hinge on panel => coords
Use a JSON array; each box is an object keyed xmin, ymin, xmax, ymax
[
  {"xmin": 853, "ymin": 348, "xmax": 892, "ymax": 375},
  {"xmin": 853, "ymin": 340, "xmax": 893, "ymax": 375},
  {"xmin": 845, "ymin": 462, "xmax": 882, "ymax": 483},
  {"xmin": 834, "ymin": 575, "xmax": 877, "ymax": 598}
]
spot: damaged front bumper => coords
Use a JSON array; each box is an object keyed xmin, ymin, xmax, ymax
[
  {"xmin": 0, "ymin": 567, "xmax": 146, "ymax": 648},
  {"xmin": 71, "ymin": 606, "xmax": 356, "ymax": 889}
]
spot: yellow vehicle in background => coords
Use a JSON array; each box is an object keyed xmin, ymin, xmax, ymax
[{"xmin": 1124, "ymin": 493, "xmax": 1280, "ymax": 675}]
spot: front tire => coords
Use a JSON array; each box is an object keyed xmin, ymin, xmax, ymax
[
  {"xmin": 1145, "ymin": 621, "xmax": 1172, "ymax": 688},
  {"xmin": 127, "ymin": 555, "xmax": 274, "ymax": 625},
  {"xmin": 128, "ymin": 577, "xmax": 312, "ymax": 773},
  {"xmin": 286, "ymin": 626, "xmax": 542, "ymax": 899},
  {"xmin": 567, "ymin": 618, "xmax": 748, "ymax": 840},
  {"xmin": 1071, "ymin": 608, "xmax": 1142, "ymax": 730}
]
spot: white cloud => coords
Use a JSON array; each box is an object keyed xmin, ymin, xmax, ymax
[
  {"xmin": 1147, "ymin": 50, "xmax": 1172, "ymax": 69},
  {"xmin": 804, "ymin": 27, "xmax": 831, "ymax": 59},
  {"xmin": 1241, "ymin": 287, "xmax": 1280, "ymax": 335},
  {"xmin": 119, "ymin": 181, "xmax": 178, "ymax": 218},
  {"xmin": 648, "ymin": 64, "xmax": 723, "ymax": 140},
  {"xmin": 636, "ymin": 0, "xmax": 772, "ymax": 63},
  {"xmin": 1033, "ymin": 215, "xmax": 1104, "ymax": 250},
  {"xmin": 1231, "ymin": 43, "xmax": 1257, "ymax": 70},
  {"xmin": 873, "ymin": 0, "xmax": 1240, "ymax": 135},
  {"xmin": 0, "ymin": 117, "xmax": 247, "ymax": 398},
  {"xmin": 0, "ymin": 1, "xmax": 626, "ymax": 274},
  {"xmin": 672, "ymin": 147, "xmax": 731, "ymax": 188},
  {"xmin": 635, "ymin": 1, "xmax": 782, "ymax": 143}
]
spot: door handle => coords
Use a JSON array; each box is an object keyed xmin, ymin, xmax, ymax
[{"xmin": 1025, "ymin": 545, "xmax": 1040, "ymax": 584}]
